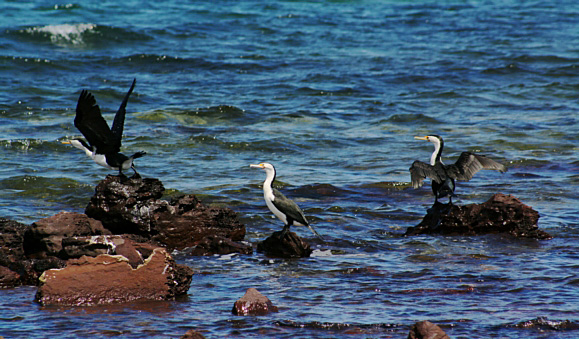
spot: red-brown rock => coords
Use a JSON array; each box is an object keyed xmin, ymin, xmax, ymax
[
  {"xmin": 257, "ymin": 230, "xmax": 313, "ymax": 258},
  {"xmin": 180, "ymin": 329, "xmax": 207, "ymax": 339},
  {"xmin": 35, "ymin": 248, "xmax": 193, "ymax": 306},
  {"xmin": 0, "ymin": 265, "xmax": 21, "ymax": 288},
  {"xmin": 408, "ymin": 320, "xmax": 450, "ymax": 339},
  {"xmin": 232, "ymin": 288, "xmax": 279, "ymax": 316},
  {"xmin": 23, "ymin": 212, "xmax": 111, "ymax": 259},
  {"xmin": 405, "ymin": 193, "xmax": 551, "ymax": 239},
  {"xmin": 153, "ymin": 194, "xmax": 245, "ymax": 250}
]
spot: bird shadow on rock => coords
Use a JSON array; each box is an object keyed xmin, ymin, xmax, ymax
[
  {"xmin": 257, "ymin": 230, "xmax": 313, "ymax": 258},
  {"xmin": 405, "ymin": 193, "xmax": 552, "ymax": 239}
]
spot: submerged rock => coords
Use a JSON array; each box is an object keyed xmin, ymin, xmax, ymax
[
  {"xmin": 257, "ymin": 230, "xmax": 313, "ymax": 258},
  {"xmin": 180, "ymin": 329, "xmax": 207, "ymax": 339},
  {"xmin": 405, "ymin": 193, "xmax": 551, "ymax": 239},
  {"xmin": 408, "ymin": 320, "xmax": 450, "ymax": 339},
  {"xmin": 232, "ymin": 288, "xmax": 278, "ymax": 316},
  {"xmin": 85, "ymin": 175, "xmax": 246, "ymax": 250},
  {"xmin": 35, "ymin": 248, "xmax": 193, "ymax": 306}
]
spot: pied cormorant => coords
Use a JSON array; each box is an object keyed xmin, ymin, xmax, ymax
[
  {"xmin": 410, "ymin": 135, "xmax": 507, "ymax": 204},
  {"xmin": 62, "ymin": 79, "xmax": 146, "ymax": 178},
  {"xmin": 250, "ymin": 162, "xmax": 322, "ymax": 239}
]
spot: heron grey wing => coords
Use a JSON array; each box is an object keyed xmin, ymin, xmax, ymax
[
  {"xmin": 111, "ymin": 78, "xmax": 136, "ymax": 146},
  {"xmin": 449, "ymin": 152, "xmax": 507, "ymax": 181},
  {"xmin": 409, "ymin": 160, "xmax": 442, "ymax": 188},
  {"xmin": 74, "ymin": 90, "xmax": 118, "ymax": 153},
  {"xmin": 271, "ymin": 188, "xmax": 309, "ymax": 226}
]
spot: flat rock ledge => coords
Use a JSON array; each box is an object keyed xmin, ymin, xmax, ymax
[
  {"xmin": 232, "ymin": 288, "xmax": 279, "ymax": 316},
  {"xmin": 405, "ymin": 193, "xmax": 552, "ymax": 239},
  {"xmin": 257, "ymin": 230, "xmax": 313, "ymax": 258},
  {"xmin": 35, "ymin": 248, "xmax": 193, "ymax": 306}
]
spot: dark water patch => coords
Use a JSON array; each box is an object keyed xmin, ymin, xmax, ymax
[
  {"xmin": 381, "ymin": 113, "xmax": 441, "ymax": 125},
  {"xmin": 34, "ymin": 3, "xmax": 81, "ymax": 11},
  {"xmin": 482, "ymin": 63, "xmax": 531, "ymax": 75}
]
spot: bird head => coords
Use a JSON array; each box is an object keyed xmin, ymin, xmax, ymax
[
  {"xmin": 62, "ymin": 138, "xmax": 91, "ymax": 151},
  {"xmin": 250, "ymin": 162, "xmax": 275, "ymax": 171}
]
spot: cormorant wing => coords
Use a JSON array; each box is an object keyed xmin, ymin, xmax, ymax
[
  {"xmin": 111, "ymin": 79, "xmax": 136, "ymax": 145},
  {"xmin": 74, "ymin": 90, "xmax": 119, "ymax": 154},
  {"xmin": 271, "ymin": 188, "xmax": 309, "ymax": 226},
  {"xmin": 447, "ymin": 152, "xmax": 507, "ymax": 181},
  {"xmin": 409, "ymin": 160, "xmax": 444, "ymax": 188}
]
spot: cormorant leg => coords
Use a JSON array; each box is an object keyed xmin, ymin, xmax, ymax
[
  {"xmin": 279, "ymin": 224, "xmax": 290, "ymax": 239},
  {"xmin": 131, "ymin": 165, "xmax": 141, "ymax": 179}
]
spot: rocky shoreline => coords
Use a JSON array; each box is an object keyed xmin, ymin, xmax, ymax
[{"xmin": 0, "ymin": 175, "xmax": 554, "ymax": 338}]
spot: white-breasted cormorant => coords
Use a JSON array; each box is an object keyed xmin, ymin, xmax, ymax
[
  {"xmin": 63, "ymin": 79, "xmax": 146, "ymax": 178},
  {"xmin": 250, "ymin": 162, "xmax": 322, "ymax": 239},
  {"xmin": 410, "ymin": 135, "xmax": 507, "ymax": 204}
]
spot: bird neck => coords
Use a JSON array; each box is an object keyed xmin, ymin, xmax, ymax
[
  {"xmin": 430, "ymin": 138, "xmax": 443, "ymax": 165},
  {"xmin": 262, "ymin": 168, "xmax": 276, "ymax": 196}
]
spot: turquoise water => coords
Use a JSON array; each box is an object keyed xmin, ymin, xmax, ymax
[{"xmin": 1, "ymin": 1, "xmax": 578, "ymax": 338}]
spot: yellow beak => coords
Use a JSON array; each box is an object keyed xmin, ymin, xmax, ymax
[{"xmin": 414, "ymin": 136, "xmax": 429, "ymax": 141}]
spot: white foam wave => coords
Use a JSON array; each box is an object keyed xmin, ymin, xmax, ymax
[{"xmin": 26, "ymin": 23, "xmax": 97, "ymax": 45}]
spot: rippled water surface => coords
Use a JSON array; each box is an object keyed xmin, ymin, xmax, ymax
[{"xmin": 1, "ymin": 1, "xmax": 578, "ymax": 338}]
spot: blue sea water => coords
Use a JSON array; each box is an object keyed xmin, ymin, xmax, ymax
[{"xmin": 1, "ymin": 0, "xmax": 579, "ymax": 338}]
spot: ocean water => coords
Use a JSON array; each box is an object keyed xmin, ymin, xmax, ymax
[{"xmin": 1, "ymin": 0, "xmax": 578, "ymax": 338}]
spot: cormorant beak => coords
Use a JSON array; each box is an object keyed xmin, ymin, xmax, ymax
[
  {"xmin": 414, "ymin": 136, "xmax": 429, "ymax": 141},
  {"xmin": 61, "ymin": 141, "xmax": 72, "ymax": 145},
  {"xmin": 250, "ymin": 164, "xmax": 265, "ymax": 169}
]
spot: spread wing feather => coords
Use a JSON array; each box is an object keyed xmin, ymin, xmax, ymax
[
  {"xmin": 74, "ymin": 90, "xmax": 119, "ymax": 154},
  {"xmin": 111, "ymin": 79, "xmax": 136, "ymax": 144},
  {"xmin": 409, "ymin": 160, "xmax": 443, "ymax": 188},
  {"xmin": 271, "ymin": 188, "xmax": 309, "ymax": 226},
  {"xmin": 447, "ymin": 152, "xmax": 507, "ymax": 181}
]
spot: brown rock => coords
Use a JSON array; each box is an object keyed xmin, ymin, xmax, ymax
[
  {"xmin": 153, "ymin": 194, "xmax": 245, "ymax": 249},
  {"xmin": 85, "ymin": 176, "xmax": 246, "ymax": 250},
  {"xmin": 85, "ymin": 175, "xmax": 165, "ymax": 235},
  {"xmin": 0, "ymin": 218, "xmax": 66, "ymax": 287},
  {"xmin": 180, "ymin": 329, "xmax": 207, "ymax": 339},
  {"xmin": 0, "ymin": 266, "xmax": 21, "ymax": 288},
  {"xmin": 190, "ymin": 235, "xmax": 252, "ymax": 256},
  {"xmin": 257, "ymin": 230, "xmax": 313, "ymax": 258},
  {"xmin": 23, "ymin": 212, "xmax": 111, "ymax": 259},
  {"xmin": 408, "ymin": 320, "xmax": 450, "ymax": 339},
  {"xmin": 35, "ymin": 248, "xmax": 193, "ymax": 306},
  {"xmin": 232, "ymin": 288, "xmax": 278, "ymax": 316},
  {"xmin": 405, "ymin": 193, "xmax": 552, "ymax": 239}
]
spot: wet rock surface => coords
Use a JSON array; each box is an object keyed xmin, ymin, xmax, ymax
[
  {"xmin": 190, "ymin": 235, "xmax": 252, "ymax": 256},
  {"xmin": 232, "ymin": 288, "xmax": 279, "ymax": 316},
  {"xmin": 0, "ymin": 218, "xmax": 66, "ymax": 287},
  {"xmin": 405, "ymin": 193, "xmax": 552, "ymax": 239},
  {"xmin": 85, "ymin": 175, "xmax": 246, "ymax": 250},
  {"xmin": 179, "ymin": 329, "xmax": 207, "ymax": 339},
  {"xmin": 23, "ymin": 212, "xmax": 111, "ymax": 259},
  {"xmin": 257, "ymin": 230, "xmax": 313, "ymax": 258},
  {"xmin": 35, "ymin": 248, "xmax": 193, "ymax": 306},
  {"xmin": 408, "ymin": 320, "xmax": 450, "ymax": 339}
]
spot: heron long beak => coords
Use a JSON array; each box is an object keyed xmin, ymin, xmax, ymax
[
  {"xmin": 250, "ymin": 164, "xmax": 264, "ymax": 169},
  {"xmin": 414, "ymin": 136, "xmax": 429, "ymax": 141}
]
